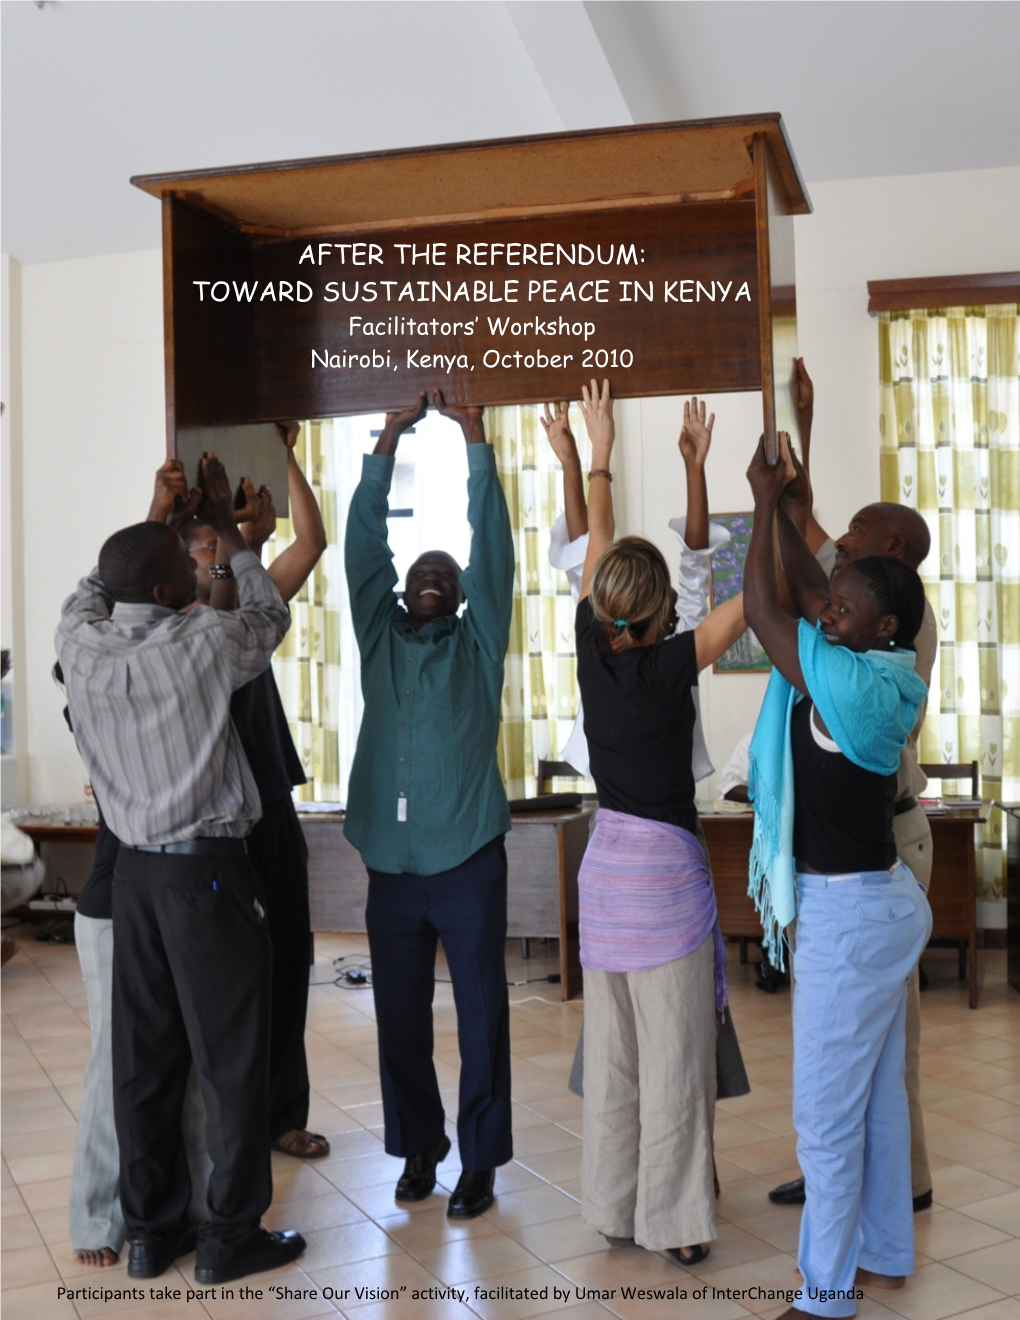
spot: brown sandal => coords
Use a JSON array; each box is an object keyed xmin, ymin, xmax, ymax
[{"xmin": 270, "ymin": 1129, "xmax": 330, "ymax": 1160}]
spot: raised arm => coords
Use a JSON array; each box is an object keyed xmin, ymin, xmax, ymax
[
  {"xmin": 578, "ymin": 379, "xmax": 615, "ymax": 600},
  {"xmin": 693, "ymin": 593, "xmax": 746, "ymax": 672},
  {"xmin": 430, "ymin": 388, "xmax": 485, "ymax": 445},
  {"xmin": 432, "ymin": 389, "xmax": 515, "ymax": 663},
  {"xmin": 671, "ymin": 395, "xmax": 729, "ymax": 633},
  {"xmin": 244, "ymin": 423, "xmax": 327, "ymax": 603},
  {"xmin": 790, "ymin": 357, "xmax": 831, "ymax": 554},
  {"xmin": 776, "ymin": 491, "xmax": 829, "ymax": 624},
  {"xmin": 344, "ymin": 399, "xmax": 426, "ymax": 654},
  {"xmin": 147, "ymin": 459, "xmax": 201, "ymax": 528},
  {"xmin": 374, "ymin": 391, "xmax": 429, "ymax": 456},
  {"xmin": 678, "ymin": 396, "xmax": 713, "ymax": 552},
  {"xmin": 541, "ymin": 401, "xmax": 588, "ymax": 542},
  {"xmin": 743, "ymin": 436, "xmax": 805, "ymax": 691},
  {"xmin": 194, "ymin": 453, "xmax": 290, "ymax": 678}
]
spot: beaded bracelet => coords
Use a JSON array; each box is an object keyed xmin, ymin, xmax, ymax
[
  {"xmin": 209, "ymin": 563, "xmax": 235, "ymax": 580},
  {"xmin": 588, "ymin": 469, "xmax": 613, "ymax": 482}
]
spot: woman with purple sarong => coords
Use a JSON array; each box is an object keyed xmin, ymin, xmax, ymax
[{"xmin": 573, "ymin": 379, "xmax": 746, "ymax": 1268}]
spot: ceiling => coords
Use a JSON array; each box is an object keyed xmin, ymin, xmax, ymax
[{"xmin": 2, "ymin": 0, "xmax": 1018, "ymax": 266}]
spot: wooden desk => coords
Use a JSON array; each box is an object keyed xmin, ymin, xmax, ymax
[
  {"xmin": 19, "ymin": 808, "xmax": 593, "ymax": 1000},
  {"xmin": 699, "ymin": 807, "xmax": 985, "ymax": 1009},
  {"xmin": 999, "ymin": 803, "xmax": 1020, "ymax": 995},
  {"xmin": 18, "ymin": 822, "xmax": 100, "ymax": 848},
  {"xmin": 304, "ymin": 806, "xmax": 593, "ymax": 1001}
]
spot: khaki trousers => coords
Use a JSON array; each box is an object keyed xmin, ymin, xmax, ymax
[{"xmin": 582, "ymin": 935, "xmax": 717, "ymax": 1251}]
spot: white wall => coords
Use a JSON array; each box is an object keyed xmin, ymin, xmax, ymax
[
  {"xmin": 1, "ymin": 255, "xmax": 27, "ymax": 807},
  {"xmin": 18, "ymin": 250, "xmax": 166, "ymax": 803},
  {"xmin": 9, "ymin": 164, "xmax": 1020, "ymax": 835}
]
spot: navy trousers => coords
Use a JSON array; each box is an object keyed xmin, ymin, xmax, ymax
[{"xmin": 365, "ymin": 836, "xmax": 513, "ymax": 1172}]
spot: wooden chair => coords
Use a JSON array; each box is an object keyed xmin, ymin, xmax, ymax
[
  {"xmin": 521, "ymin": 760, "xmax": 589, "ymax": 961},
  {"xmin": 919, "ymin": 760, "xmax": 979, "ymax": 800},
  {"xmin": 918, "ymin": 760, "xmax": 980, "ymax": 983},
  {"xmin": 536, "ymin": 759, "xmax": 584, "ymax": 795}
]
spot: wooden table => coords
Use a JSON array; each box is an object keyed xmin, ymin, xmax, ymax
[
  {"xmin": 699, "ymin": 806, "xmax": 986, "ymax": 1008},
  {"xmin": 303, "ymin": 806, "xmax": 593, "ymax": 1001},
  {"xmin": 999, "ymin": 803, "xmax": 1020, "ymax": 995},
  {"xmin": 18, "ymin": 822, "xmax": 100, "ymax": 848},
  {"xmin": 20, "ymin": 808, "xmax": 593, "ymax": 1000}
]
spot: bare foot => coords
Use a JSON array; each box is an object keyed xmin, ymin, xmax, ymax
[{"xmin": 75, "ymin": 1247, "xmax": 119, "ymax": 1267}]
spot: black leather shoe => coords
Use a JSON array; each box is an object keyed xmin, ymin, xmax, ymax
[
  {"xmin": 768, "ymin": 1176, "xmax": 806, "ymax": 1205},
  {"xmin": 194, "ymin": 1228, "xmax": 306, "ymax": 1285},
  {"xmin": 447, "ymin": 1168, "xmax": 495, "ymax": 1219},
  {"xmin": 395, "ymin": 1134, "xmax": 452, "ymax": 1202},
  {"xmin": 913, "ymin": 1188, "xmax": 933, "ymax": 1212},
  {"xmin": 127, "ymin": 1223, "xmax": 197, "ymax": 1279}
]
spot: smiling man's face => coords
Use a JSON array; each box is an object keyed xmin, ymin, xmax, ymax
[{"xmin": 403, "ymin": 551, "xmax": 464, "ymax": 630}]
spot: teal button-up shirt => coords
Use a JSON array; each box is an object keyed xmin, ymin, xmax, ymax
[{"xmin": 343, "ymin": 444, "xmax": 514, "ymax": 875}]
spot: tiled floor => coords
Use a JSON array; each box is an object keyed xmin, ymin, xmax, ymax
[{"xmin": 2, "ymin": 930, "xmax": 1018, "ymax": 1320}]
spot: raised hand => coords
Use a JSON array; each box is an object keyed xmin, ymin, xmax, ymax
[
  {"xmin": 195, "ymin": 452, "xmax": 240, "ymax": 534},
  {"xmin": 747, "ymin": 434, "xmax": 790, "ymax": 509},
  {"xmin": 375, "ymin": 391, "xmax": 429, "ymax": 455},
  {"xmin": 277, "ymin": 421, "xmax": 300, "ymax": 451},
  {"xmin": 793, "ymin": 357, "xmax": 814, "ymax": 421},
  {"xmin": 232, "ymin": 476, "xmax": 262, "ymax": 524},
  {"xmin": 432, "ymin": 388, "xmax": 485, "ymax": 445},
  {"xmin": 540, "ymin": 401, "xmax": 578, "ymax": 465},
  {"xmin": 148, "ymin": 459, "xmax": 201, "ymax": 529},
  {"xmin": 240, "ymin": 480, "xmax": 278, "ymax": 552},
  {"xmin": 579, "ymin": 378, "xmax": 614, "ymax": 452},
  {"xmin": 678, "ymin": 396, "xmax": 715, "ymax": 467}
]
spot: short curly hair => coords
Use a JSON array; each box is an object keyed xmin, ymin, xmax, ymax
[{"xmin": 98, "ymin": 522, "xmax": 179, "ymax": 603}]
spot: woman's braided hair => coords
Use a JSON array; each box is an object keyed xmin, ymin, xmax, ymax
[{"xmin": 844, "ymin": 555, "xmax": 926, "ymax": 650}]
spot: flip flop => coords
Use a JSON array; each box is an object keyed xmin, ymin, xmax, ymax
[{"xmin": 270, "ymin": 1129, "xmax": 331, "ymax": 1160}]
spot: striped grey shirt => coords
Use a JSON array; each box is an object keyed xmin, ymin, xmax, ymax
[{"xmin": 55, "ymin": 549, "xmax": 290, "ymax": 846}]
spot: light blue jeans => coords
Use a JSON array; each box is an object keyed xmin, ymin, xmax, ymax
[{"xmin": 791, "ymin": 862, "xmax": 932, "ymax": 1317}]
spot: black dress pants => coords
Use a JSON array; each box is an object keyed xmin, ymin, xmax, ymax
[
  {"xmin": 247, "ymin": 796, "xmax": 312, "ymax": 1139},
  {"xmin": 365, "ymin": 835, "xmax": 513, "ymax": 1172},
  {"xmin": 111, "ymin": 847, "xmax": 272, "ymax": 1246}
]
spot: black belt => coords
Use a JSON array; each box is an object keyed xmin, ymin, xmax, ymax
[
  {"xmin": 127, "ymin": 838, "xmax": 248, "ymax": 857},
  {"xmin": 894, "ymin": 796, "xmax": 919, "ymax": 816}
]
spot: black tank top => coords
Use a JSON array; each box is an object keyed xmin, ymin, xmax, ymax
[{"xmin": 791, "ymin": 698, "xmax": 897, "ymax": 873}]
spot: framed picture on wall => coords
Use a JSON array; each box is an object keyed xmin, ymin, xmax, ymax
[{"xmin": 710, "ymin": 513, "xmax": 772, "ymax": 673}]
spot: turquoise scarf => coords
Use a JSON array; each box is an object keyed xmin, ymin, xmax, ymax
[{"xmin": 748, "ymin": 620, "xmax": 928, "ymax": 969}]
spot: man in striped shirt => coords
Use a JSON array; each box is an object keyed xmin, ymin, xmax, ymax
[{"xmin": 56, "ymin": 453, "xmax": 306, "ymax": 1286}]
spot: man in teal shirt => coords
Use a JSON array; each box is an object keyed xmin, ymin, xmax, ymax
[{"xmin": 344, "ymin": 389, "xmax": 515, "ymax": 1220}]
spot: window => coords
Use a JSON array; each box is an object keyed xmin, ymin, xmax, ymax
[{"xmin": 872, "ymin": 278, "xmax": 1020, "ymax": 905}]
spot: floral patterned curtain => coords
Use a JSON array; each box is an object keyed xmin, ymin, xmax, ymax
[{"xmin": 879, "ymin": 305, "xmax": 1020, "ymax": 902}]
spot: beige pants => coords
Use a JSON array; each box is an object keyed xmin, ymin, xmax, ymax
[
  {"xmin": 893, "ymin": 802, "xmax": 933, "ymax": 1199},
  {"xmin": 581, "ymin": 935, "xmax": 717, "ymax": 1251}
]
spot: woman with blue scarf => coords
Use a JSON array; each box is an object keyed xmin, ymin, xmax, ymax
[{"xmin": 743, "ymin": 438, "xmax": 932, "ymax": 1319}]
